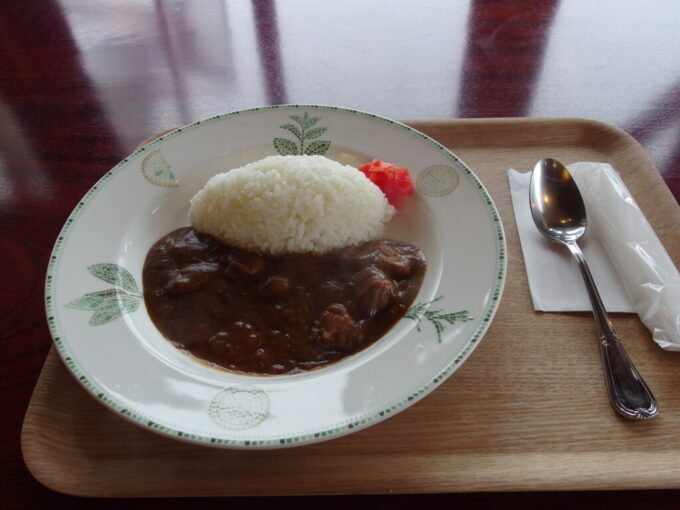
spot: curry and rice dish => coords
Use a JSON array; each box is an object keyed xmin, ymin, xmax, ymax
[{"xmin": 142, "ymin": 155, "xmax": 426, "ymax": 375}]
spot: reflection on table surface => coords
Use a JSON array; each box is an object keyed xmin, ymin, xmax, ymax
[{"xmin": 2, "ymin": 1, "xmax": 680, "ymax": 508}]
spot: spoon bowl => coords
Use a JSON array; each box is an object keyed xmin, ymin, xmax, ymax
[
  {"xmin": 529, "ymin": 158, "xmax": 658, "ymax": 420},
  {"xmin": 530, "ymin": 158, "xmax": 586, "ymax": 243}
]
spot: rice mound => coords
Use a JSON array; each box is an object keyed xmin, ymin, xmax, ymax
[{"xmin": 189, "ymin": 155, "xmax": 396, "ymax": 254}]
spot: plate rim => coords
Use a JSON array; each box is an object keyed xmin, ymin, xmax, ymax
[{"xmin": 44, "ymin": 104, "xmax": 507, "ymax": 448}]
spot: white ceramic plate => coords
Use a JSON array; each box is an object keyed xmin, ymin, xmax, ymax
[{"xmin": 46, "ymin": 105, "xmax": 506, "ymax": 448}]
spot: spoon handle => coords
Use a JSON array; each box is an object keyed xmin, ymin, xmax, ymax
[{"xmin": 566, "ymin": 241, "xmax": 659, "ymax": 420}]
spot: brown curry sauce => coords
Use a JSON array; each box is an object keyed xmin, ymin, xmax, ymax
[{"xmin": 142, "ymin": 227, "xmax": 426, "ymax": 375}]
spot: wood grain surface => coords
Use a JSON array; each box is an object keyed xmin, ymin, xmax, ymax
[{"xmin": 21, "ymin": 118, "xmax": 680, "ymax": 498}]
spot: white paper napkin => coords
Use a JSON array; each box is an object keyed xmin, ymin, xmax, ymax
[
  {"xmin": 508, "ymin": 168, "xmax": 634, "ymax": 313},
  {"xmin": 508, "ymin": 162, "xmax": 680, "ymax": 351}
]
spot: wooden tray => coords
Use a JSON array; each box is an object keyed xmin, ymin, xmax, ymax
[{"xmin": 22, "ymin": 118, "xmax": 680, "ymax": 497}]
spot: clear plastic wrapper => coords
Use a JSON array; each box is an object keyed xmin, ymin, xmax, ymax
[{"xmin": 569, "ymin": 162, "xmax": 680, "ymax": 351}]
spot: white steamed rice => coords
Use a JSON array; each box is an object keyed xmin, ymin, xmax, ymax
[{"xmin": 189, "ymin": 155, "xmax": 395, "ymax": 254}]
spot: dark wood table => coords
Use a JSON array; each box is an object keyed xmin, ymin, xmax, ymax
[{"xmin": 2, "ymin": 1, "xmax": 679, "ymax": 508}]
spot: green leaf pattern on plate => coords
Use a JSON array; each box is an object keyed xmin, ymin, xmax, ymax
[
  {"xmin": 273, "ymin": 138, "xmax": 299, "ymax": 156},
  {"xmin": 304, "ymin": 140, "xmax": 331, "ymax": 155},
  {"xmin": 66, "ymin": 264, "xmax": 142, "ymax": 326},
  {"xmin": 65, "ymin": 288, "xmax": 127, "ymax": 310},
  {"xmin": 273, "ymin": 112, "xmax": 331, "ymax": 155},
  {"xmin": 279, "ymin": 123, "xmax": 303, "ymax": 139},
  {"xmin": 404, "ymin": 296, "xmax": 473, "ymax": 343},
  {"xmin": 87, "ymin": 263, "xmax": 139, "ymax": 293},
  {"xmin": 302, "ymin": 126, "xmax": 327, "ymax": 140}
]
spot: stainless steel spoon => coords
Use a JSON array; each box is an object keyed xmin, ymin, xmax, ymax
[{"xmin": 529, "ymin": 158, "xmax": 659, "ymax": 420}]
